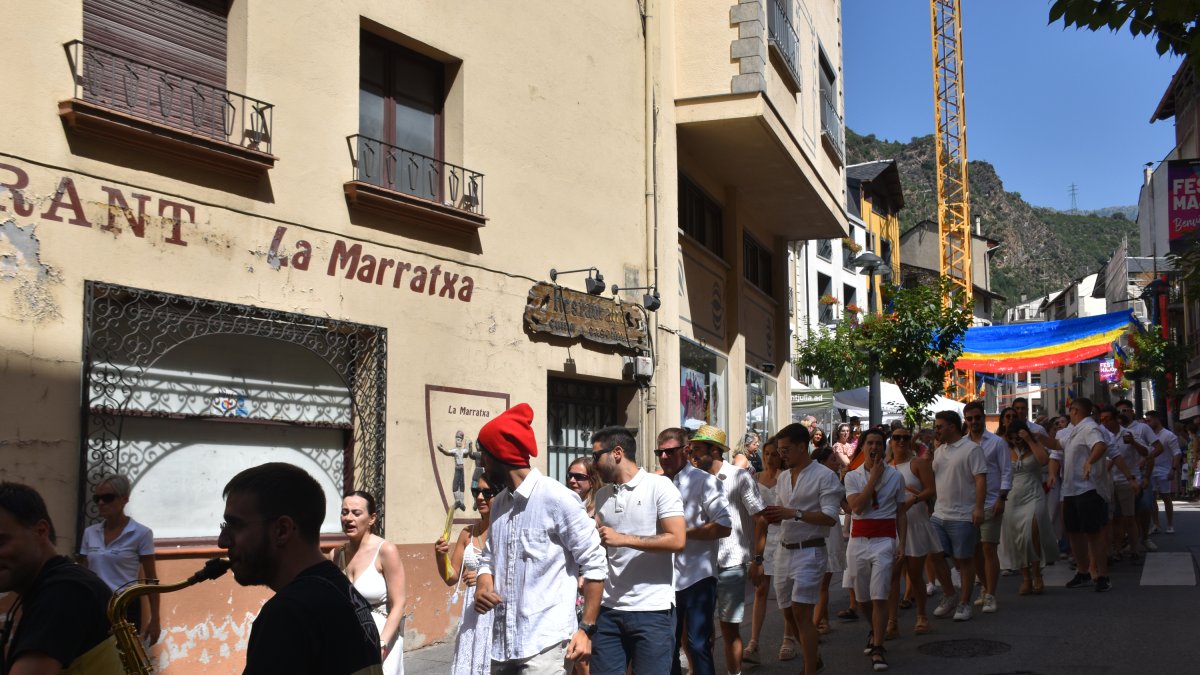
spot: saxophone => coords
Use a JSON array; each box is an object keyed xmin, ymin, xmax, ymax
[{"xmin": 107, "ymin": 557, "xmax": 232, "ymax": 674}]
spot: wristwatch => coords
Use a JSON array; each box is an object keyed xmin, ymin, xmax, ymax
[
  {"xmin": 793, "ymin": 510, "xmax": 805, "ymax": 522},
  {"xmin": 753, "ymin": 554, "xmax": 765, "ymax": 565},
  {"xmin": 579, "ymin": 622, "xmax": 598, "ymax": 637}
]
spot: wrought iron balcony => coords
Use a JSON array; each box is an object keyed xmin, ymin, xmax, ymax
[
  {"xmin": 61, "ymin": 40, "xmax": 275, "ymax": 174},
  {"xmin": 820, "ymin": 89, "xmax": 845, "ymax": 163},
  {"xmin": 344, "ymin": 134, "xmax": 485, "ymax": 233},
  {"xmin": 767, "ymin": 0, "xmax": 802, "ymax": 90}
]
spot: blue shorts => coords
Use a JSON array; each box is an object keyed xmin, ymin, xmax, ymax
[{"xmin": 930, "ymin": 517, "xmax": 979, "ymax": 560}]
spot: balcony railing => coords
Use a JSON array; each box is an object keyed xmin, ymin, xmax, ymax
[
  {"xmin": 347, "ymin": 134, "xmax": 484, "ymax": 217},
  {"xmin": 64, "ymin": 40, "xmax": 273, "ymax": 155},
  {"xmin": 767, "ymin": 0, "xmax": 802, "ymax": 89},
  {"xmin": 820, "ymin": 89, "xmax": 845, "ymax": 162}
]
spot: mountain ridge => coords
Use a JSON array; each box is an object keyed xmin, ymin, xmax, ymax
[{"xmin": 845, "ymin": 129, "xmax": 1140, "ymax": 314}]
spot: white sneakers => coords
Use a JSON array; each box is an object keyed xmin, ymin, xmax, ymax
[
  {"xmin": 1143, "ymin": 538, "xmax": 1159, "ymax": 552},
  {"xmin": 981, "ymin": 594, "xmax": 997, "ymax": 613},
  {"xmin": 933, "ymin": 595, "xmax": 957, "ymax": 618},
  {"xmin": 953, "ymin": 603, "xmax": 972, "ymax": 622},
  {"xmin": 1166, "ymin": 526, "xmax": 1175, "ymax": 534}
]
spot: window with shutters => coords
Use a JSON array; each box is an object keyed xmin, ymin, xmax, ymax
[
  {"xmin": 345, "ymin": 30, "xmax": 484, "ymax": 232},
  {"xmin": 61, "ymin": 0, "xmax": 275, "ymax": 176}
]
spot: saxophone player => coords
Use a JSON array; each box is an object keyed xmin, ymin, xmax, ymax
[
  {"xmin": 218, "ymin": 463, "xmax": 383, "ymax": 675},
  {"xmin": 0, "ymin": 482, "xmax": 122, "ymax": 674}
]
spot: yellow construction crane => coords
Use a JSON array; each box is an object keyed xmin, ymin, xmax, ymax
[{"xmin": 930, "ymin": 0, "xmax": 976, "ymax": 400}]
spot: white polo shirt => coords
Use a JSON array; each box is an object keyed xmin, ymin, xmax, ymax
[
  {"xmin": 80, "ymin": 518, "xmax": 155, "ymax": 591},
  {"xmin": 671, "ymin": 463, "xmax": 731, "ymax": 590},
  {"xmin": 595, "ymin": 468, "xmax": 685, "ymax": 611},
  {"xmin": 931, "ymin": 436, "xmax": 987, "ymax": 522},
  {"xmin": 844, "ymin": 464, "xmax": 906, "ymax": 522}
]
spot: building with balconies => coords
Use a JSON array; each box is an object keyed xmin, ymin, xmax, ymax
[{"xmin": 0, "ymin": 1, "xmax": 847, "ymax": 669}]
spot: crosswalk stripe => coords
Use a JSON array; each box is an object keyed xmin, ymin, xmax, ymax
[{"xmin": 1139, "ymin": 552, "xmax": 1196, "ymax": 586}]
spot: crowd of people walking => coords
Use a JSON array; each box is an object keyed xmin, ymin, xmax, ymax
[{"xmin": 2, "ymin": 396, "xmax": 1196, "ymax": 674}]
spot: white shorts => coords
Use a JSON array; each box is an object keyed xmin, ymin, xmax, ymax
[
  {"xmin": 775, "ymin": 545, "xmax": 827, "ymax": 607},
  {"xmin": 847, "ymin": 536, "xmax": 898, "ymax": 601}
]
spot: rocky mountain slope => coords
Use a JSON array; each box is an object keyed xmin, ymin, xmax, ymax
[{"xmin": 846, "ymin": 129, "xmax": 1140, "ymax": 313}]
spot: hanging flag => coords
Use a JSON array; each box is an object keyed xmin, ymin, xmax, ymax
[
  {"xmin": 1066, "ymin": 387, "xmax": 1076, "ymax": 408},
  {"xmin": 956, "ymin": 310, "xmax": 1135, "ymax": 374}
]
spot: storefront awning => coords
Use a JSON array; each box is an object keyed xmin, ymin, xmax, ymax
[{"xmin": 791, "ymin": 388, "xmax": 833, "ymax": 408}]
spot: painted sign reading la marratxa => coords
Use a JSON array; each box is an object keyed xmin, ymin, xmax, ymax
[{"xmin": 1167, "ymin": 159, "xmax": 1200, "ymax": 241}]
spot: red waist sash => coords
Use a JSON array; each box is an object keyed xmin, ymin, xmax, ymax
[{"xmin": 851, "ymin": 518, "xmax": 897, "ymax": 538}]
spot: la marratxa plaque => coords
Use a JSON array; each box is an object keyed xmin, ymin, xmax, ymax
[{"xmin": 524, "ymin": 282, "xmax": 649, "ymax": 351}]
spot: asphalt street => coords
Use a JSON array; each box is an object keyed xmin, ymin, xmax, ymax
[{"xmin": 407, "ymin": 501, "xmax": 1200, "ymax": 674}]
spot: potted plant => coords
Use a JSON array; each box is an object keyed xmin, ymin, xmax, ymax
[
  {"xmin": 818, "ymin": 294, "xmax": 839, "ymax": 306},
  {"xmin": 845, "ymin": 302, "xmax": 863, "ymax": 314},
  {"xmin": 841, "ymin": 237, "xmax": 862, "ymax": 253}
]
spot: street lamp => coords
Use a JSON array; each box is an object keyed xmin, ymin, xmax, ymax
[{"xmin": 850, "ymin": 251, "xmax": 893, "ymax": 429}]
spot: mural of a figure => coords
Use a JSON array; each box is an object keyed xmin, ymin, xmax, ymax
[{"xmin": 437, "ymin": 430, "xmax": 480, "ymax": 509}]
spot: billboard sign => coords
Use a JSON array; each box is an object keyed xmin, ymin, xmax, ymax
[{"xmin": 1167, "ymin": 159, "xmax": 1200, "ymax": 241}]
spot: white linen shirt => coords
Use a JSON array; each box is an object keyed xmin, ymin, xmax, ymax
[
  {"xmin": 80, "ymin": 518, "xmax": 155, "ymax": 591},
  {"xmin": 595, "ymin": 468, "xmax": 685, "ymax": 611},
  {"xmin": 477, "ymin": 468, "xmax": 606, "ymax": 662},
  {"xmin": 973, "ymin": 430, "xmax": 1013, "ymax": 510},
  {"xmin": 671, "ymin": 463, "xmax": 731, "ymax": 590},
  {"xmin": 1153, "ymin": 428, "xmax": 1182, "ymax": 476},
  {"xmin": 777, "ymin": 462, "xmax": 844, "ymax": 544},
  {"xmin": 1062, "ymin": 417, "xmax": 1108, "ymax": 497},
  {"xmin": 715, "ymin": 463, "xmax": 766, "ymax": 568}
]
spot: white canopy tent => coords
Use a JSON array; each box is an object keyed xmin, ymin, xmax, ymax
[{"xmin": 833, "ymin": 382, "xmax": 965, "ymax": 423}]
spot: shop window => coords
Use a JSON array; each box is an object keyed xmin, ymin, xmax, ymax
[
  {"xmin": 746, "ymin": 368, "xmax": 777, "ymax": 440},
  {"xmin": 743, "ymin": 233, "xmax": 773, "ymax": 295},
  {"xmin": 546, "ymin": 377, "xmax": 618, "ymax": 482},
  {"xmin": 679, "ymin": 173, "xmax": 724, "ymax": 257},
  {"xmin": 680, "ymin": 338, "xmax": 728, "ymax": 431}
]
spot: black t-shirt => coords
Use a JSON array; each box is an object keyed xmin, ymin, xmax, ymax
[
  {"xmin": 243, "ymin": 560, "xmax": 383, "ymax": 675},
  {"xmin": 3, "ymin": 556, "xmax": 112, "ymax": 673}
]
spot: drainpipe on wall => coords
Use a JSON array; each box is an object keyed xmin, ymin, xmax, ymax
[{"xmin": 642, "ymin": 0, "xmax": 659, "ymax": 442}]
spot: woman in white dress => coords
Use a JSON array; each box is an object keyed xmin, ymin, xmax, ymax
[
  {"xmin": 744, "ymin": 439, "xmax": 799, "ymax": 662},
  {"xmin": 434, "ymin": 474, "xmax": 496, "ymax": 675},
  {"xmin": 332, "ymin": 490, "xmax": 407, "ymax": 674},
  {"xmin": 886, "ymin": 429, "xmax": 939, "ymax": 637}
]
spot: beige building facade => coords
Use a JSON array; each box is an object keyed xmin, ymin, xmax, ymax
[{"xmin": 0, "ymin": 0, "xmax": 844, "ymax": 670}]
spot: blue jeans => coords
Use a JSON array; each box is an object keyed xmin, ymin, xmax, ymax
[
  {"xmin": 672, "ymin": 577, "xmax": 717, "ymax": 675},
  {"xmin": 591, "ymin": 606, "xmax": 676, "ymax": 675}
]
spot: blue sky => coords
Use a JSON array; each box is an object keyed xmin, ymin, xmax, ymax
[{"xmin": 843, "ymin": 1, "xmax": 1182, "ymax": 212}]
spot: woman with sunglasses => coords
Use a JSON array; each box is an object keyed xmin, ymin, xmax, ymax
[
  {"xmin": 565, "ymin": 456, "xmax": 601, "ymax": 517},
  {"xmin": 999, "ymin": 421, "xmax": 1058, "ymax": 595},
  {"xmin": 434, "ymin": 475, "xmax": 497, "ymax": 674},
  {"xmin": 333, "ymin": 490, "xmax": 407, "ymax": 673},
  {"xmin": 78, "ymin": 474, "xmax": 160, "ymax": 644},
  {"xmin": 885, "ymin": 427, "xmax": 940, "ymax": 638}
]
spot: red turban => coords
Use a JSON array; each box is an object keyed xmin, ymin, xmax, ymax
[{"xmin": 478, "ymin": 403, "xmax": 538, "ymax": 467}]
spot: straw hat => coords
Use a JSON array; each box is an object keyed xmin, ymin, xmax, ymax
[{"xmin": 691, "ymin": 424, "xmax": 729, "ymax": 453}]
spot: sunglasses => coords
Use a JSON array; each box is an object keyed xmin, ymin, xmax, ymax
[
  {"xmin": 92, "ymin": 493, "xmax": 119, "ymax": 504},
  {"xmin": 655, "ymin": 445, "xmax": 685, "ymax": 456},
  {"xmin": 964, "ymin": 415, "xmax": 983, "ymax": 422},
  {"xmin": 472, "ymin": 487, "xmax": 500, "ymax": 499},
  {"xmin": 891, "ymin": 434, "xmax": 911, "ymax": 441},
  {"xmin": 566, "ymin": 472, "xmax": 590, "ymax": 482}
]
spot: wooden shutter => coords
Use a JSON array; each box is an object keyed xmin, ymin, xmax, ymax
[{"xmin": 83, "ymin": 0, "xmax": 228, "ymax": 89}]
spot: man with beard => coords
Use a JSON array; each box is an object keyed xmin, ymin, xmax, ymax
[
  {"xmin": 590, "ymin": 426, "xmax": 686, "ymax": 675},
  {"xmin": 473, "ymin": 404, "xmax": 606, "ymax": 674},
  {"xmin": 218, "ymin": 463, "xmax": 383, "ymax": 675}
]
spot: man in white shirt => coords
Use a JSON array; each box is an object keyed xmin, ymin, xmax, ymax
[
  {"xmin": 1059, "ymin": 398, "xmax": 1112, "ymax": 592},
  {"xmin": 590, "ymin": 426, "xmax": 686, "ymax": 675},
  {"xmin": 845, "ymin": 428, "xmax": 907, "ymax": 671},
  {"xmin": 690, "ymin": 426, "xmax": 767, "ymax": 675},
  {"xmin": 762, "ymin": 423, "xmax": 843, "ymax": 675},
  {"xmin": 929, "ymin": 410, "xmax": 986, "ymax": 622},
  {"xmin": 963, "ymin": 401, "xmax": 1010, "ymax": 614},
  {"xmin": 474, "ymin": 404, "xmax": 607, "ymax": 674},
  {"xmin": 1145, "ymin": 410, "xmax": 1182, "ymax": 534},
  {"xmin": 1115, "ymin": 400, "xmax": 1165, "ymax": 550},
  {"xmin": 657, "ymin": 426, "xmax": 731, "ymax": 675},
  {"xmin": 1097, "ymin": 405, "xmax": 1143, "ymax": 562}
]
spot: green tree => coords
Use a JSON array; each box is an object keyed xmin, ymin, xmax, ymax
[
  {"xmin": 794, "ymin": 278, "xmax": 974, "ymax": 427},
  {"xmin": 1127, "ymin": 325, "xmax": 1189, "ymax": 394},
  {"xmin": 1049, "ymin": 0, "xmax": 1200, "ymax": 73}
]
